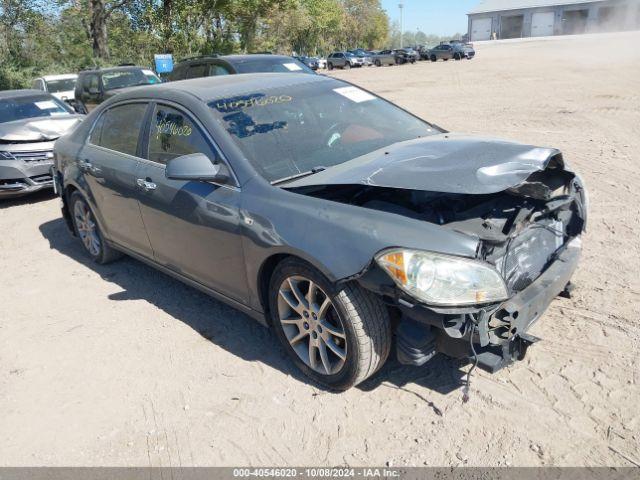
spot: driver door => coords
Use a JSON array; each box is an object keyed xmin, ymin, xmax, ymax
[{"xmin": 135, "ymin": 102, "xmax": 249, "ymax": 303}]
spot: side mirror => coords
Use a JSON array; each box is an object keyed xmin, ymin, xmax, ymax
[
  {"xmin": 166, "ymin": 153, "xmax": 227, "ymax": 182},
  {"xmin": 88, "ymin": 87, "xmax": 100, "ymax": 95}
]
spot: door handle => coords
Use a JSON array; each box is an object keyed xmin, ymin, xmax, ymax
[
  {"xmin": 79, "ymin": 159, "xmax": 101, "ymax": 175},
  {"xmin": 136, "ymin": 178, "xmax": 157, "ymax": 192},
  {"xmin": 78, "ymin": 159, "xmax": 92, "ymax": 171}
]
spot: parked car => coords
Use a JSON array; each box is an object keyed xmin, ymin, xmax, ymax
[
  {"xmin": 0, "ymin": 90, "xmax": 83, "ymax": 198},
  {"xmin": 75, "ymin": 66, "xmax": 161, "ymax": 114},
  {"xmin": 393, "ymin": 48, "xmax": 418, "ymax": 64},
  {"xmin": 327, "ymin": 52, "xmax": 364, "ymax": 70},
  {"xmin": 347, "ymin": 50, "xmax": 373, "ymax": 66},
  {"xmin": 428, "ymin": 43, "xmax": 476, "ymax": 61},
  {"xmin": 53, "ymin": 73, "xmax": 587, "ymax": 390},
  {"xmin": 168, "ymin": 55, "xmax": 315, "ymax": 81},
  {"xmin": 370, "ymin": 50, "xmax": 396, "ymax": 67},
  {"xmin": 31, "ymin": 74, "xmax": 78, "ymax": 108},
  {"xmin": 294, "ymin": 56, "xmax": 320, "ymax": 70}
]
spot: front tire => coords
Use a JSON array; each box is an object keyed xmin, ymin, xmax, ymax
[
  {"xmin": 69, "ymin": 191, "xmax": 121, "ymax": 264},
  {"xmin": 328, "ymin": 62, "xmax": 334, "ymax": 71},
  {"xmin": 269, "ymin": 258, "xmax": 391, "ymax": 390},
  {"xmin": 344, "ymin": 62, "xmax": 351, "ymax": 70},
  {"xmin": 430, "ymin": 55, "xmax": 437, "ymax": 62}
]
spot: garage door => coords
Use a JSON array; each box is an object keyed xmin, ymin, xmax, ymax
[
  {"xmin": 471, "ymin": 18, "xmax": 492, "ymax": 41},
  {"xmin": 531, "ymin": 12, "xmax": 555, "ymax": 37}
]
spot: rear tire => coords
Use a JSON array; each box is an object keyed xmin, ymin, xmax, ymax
[
  {"xmin": 269, "ymin": 258, "xmax": 391, "ymax": 391},
  {"xmin": 375, "ymin": 59, "xmax": 381, "ymax": 67},
  {"xmin": 69, "ymin": 191, "xmax": 122, "ymax": 265}
]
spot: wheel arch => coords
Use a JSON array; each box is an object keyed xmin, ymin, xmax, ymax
[{"xmin": 256, "ymin": 251, "xmax": 343, "ymax": 325}]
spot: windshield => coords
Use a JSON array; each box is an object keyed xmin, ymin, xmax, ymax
[
  {"xmin": 209, "ymin": 79, "xmax": 439, "ymax": 183},
  {"xmin": 46, "ymin": 78, "xmax": 77, "ymax": 93},
  {"xmin": 143, "ymin": 70, "xmax": 162, "ymax": 84},
  {"xmin": 233, "ymin": 58, "xmax": 314, "ymax": 75},
  {"xmin": 102, "ymin": 70, "xmax": 154, "ymax": 90},
  {"xmin": 0, "ymin": 95, "xmax": 72, "ymax": 124}
]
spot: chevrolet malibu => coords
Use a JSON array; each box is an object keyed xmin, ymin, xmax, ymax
[{"xmin": 52, "ymin": 74, "xmax": 587, "ymax": 390}]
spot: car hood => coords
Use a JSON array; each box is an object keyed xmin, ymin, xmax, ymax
[
  {"xmin": 286, "ymin": 133, "xmax": 563, "ymax": 195},
  {"xmin": 0, "ymin": 115, "xmax": 84, "ymax": 143}
]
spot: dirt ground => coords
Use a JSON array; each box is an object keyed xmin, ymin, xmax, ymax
[{"xmin": 1, "ymin": 31, "xmax": 639, "ymax": 467}]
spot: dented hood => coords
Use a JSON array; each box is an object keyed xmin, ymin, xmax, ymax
[
  {"xmin": 0, "ymin": 115, "xmax": 83, "ymax": 143},
  {"xmin": 286, "ymin": 133, "xmax": 562, "ymax": 194}
]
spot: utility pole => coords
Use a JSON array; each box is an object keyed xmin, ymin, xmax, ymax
[{"xmin": 399, "ymin": 3, "xmax": 404, "ymax": 48}]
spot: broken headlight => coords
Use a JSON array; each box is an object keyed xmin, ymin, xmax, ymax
[{"xmin": 376, "ymin": 249, "xmax": 508, "ymax": 306}]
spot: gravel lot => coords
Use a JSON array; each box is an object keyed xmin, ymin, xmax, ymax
[{"xmin": 1, "ymin": 31, "xmax": 639, "ymax": 467}]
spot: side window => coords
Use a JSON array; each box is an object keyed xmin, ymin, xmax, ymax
[
  {"xmin": 186, "ymin": 64, "xmax": 207, "ymax": 79},
  {"xmin": 209, "ymin": 63, "xmax": 231, "ymax": 76},
  {"xmin": 84, "ymin": 74, "xmax": 99, "ymax": 92},
  {"xmin": 148, "ymin": 104, "xmax": 215, "ymax": 165},
  {"xmin": 90, "ymin": 103, "xmax": 148, "ymax": 156}
]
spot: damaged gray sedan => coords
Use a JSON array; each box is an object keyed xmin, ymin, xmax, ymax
[
  {"xmin": 52, "ymin": 74, "xmax": 587, "ymax": 390},
  {"xmin": 0, "ymin": 90, "xmax": 83, "ymax": 198}
]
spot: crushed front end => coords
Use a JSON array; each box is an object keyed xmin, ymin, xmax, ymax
[{"xmin": 355, "ymin": 153, "xmax": 588, "ymax": 371}]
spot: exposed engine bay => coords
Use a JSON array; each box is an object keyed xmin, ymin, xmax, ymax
[{"xmin": 288, "ymin": 155, "xmax": 587, "ymax": 295}]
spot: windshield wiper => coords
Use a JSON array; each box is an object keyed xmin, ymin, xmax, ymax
[{"xmin": 271, "ymin": 166, "xmax": 327, "ymax": 186}]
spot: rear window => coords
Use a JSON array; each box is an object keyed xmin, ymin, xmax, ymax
[
  {"xmin": 46, "ymin": 78, "xmax": 77, "ymax": 93},
  {"xmin": 0, "ymin": 94, "xmax": 73, "ymax": 124},
  {"xmin": 233, "ymin": 58, "xmax": 314, "ymax": 75}
]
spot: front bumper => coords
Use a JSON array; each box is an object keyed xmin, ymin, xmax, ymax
[
  {"xmin": 363, "ymin": 236, "xmax": 582, "ymax": 372},
  {"xmin": 0, "ymin": 159, "xmax": 54, "ymax": 198}
]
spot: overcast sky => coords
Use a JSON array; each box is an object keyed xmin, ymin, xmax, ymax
[{"xmin": 381, "ymin": 0, "xmax": 479, "ymax": 36}]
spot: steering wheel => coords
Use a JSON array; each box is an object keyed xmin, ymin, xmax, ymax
[{"xmin": 323, "ymin": 122, "xmax": 348, "ymax": 148}]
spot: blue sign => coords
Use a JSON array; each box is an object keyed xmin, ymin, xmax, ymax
[{"xmin": 154, "ymin": 54, "xmax": 174, "ymax": 74}]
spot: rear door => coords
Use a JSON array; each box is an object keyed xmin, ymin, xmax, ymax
[
  {"xmin": 81, "ymin": 102, "xmax": 153, "ymax": 256},
  {"xmin": 135, "ymin": 102, "xmax": 249, "ymax": 302}
]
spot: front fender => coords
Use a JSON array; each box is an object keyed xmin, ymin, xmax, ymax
[{"xmin": 240, "ymin": 180, "xmax": 479, "ymax": 311}]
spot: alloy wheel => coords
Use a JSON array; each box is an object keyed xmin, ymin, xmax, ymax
[
  {"xmin": 277, "ymin": 276, "xmax": 347, "ymax": 376},
  {"xmin": 73, "ymin": 199, "xmax": 101, "ymax": 257}
]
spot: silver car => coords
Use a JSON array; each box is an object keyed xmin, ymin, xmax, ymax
[
  {"xmin": 0, "ymin": 90, "xmax": 83, "ymax": 199},
  {"xmin": 371, "ymin": 50, "xmax": 397, "ymax": 66},
  {"xmin": 31, "ymin": 74, "xmax": 78, "ymax": 107},
  {"xmin": 327, "ymin": 52, "xmax": 364, "ymax": 70}
]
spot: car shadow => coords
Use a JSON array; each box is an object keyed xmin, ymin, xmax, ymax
[
  {"xmin": 39, "ymin": 216, "xmax": 468, "ymax": 396},
  {"xmin": 0, "ymin": 189, "xmax": 56, "ymax": 209}
]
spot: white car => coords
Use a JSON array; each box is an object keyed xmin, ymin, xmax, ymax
[
  {"xmin": 317, "ymin": 57, "xmax": 327, "ymax": 69},
  {"xmin": 31, "ymin": 74, "xmax": 78, "ymax": 106}
]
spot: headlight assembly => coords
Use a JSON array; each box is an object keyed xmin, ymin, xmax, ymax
[{"xmin": 375, "ymin": 249, "xmax": 508, "ymax": 306}]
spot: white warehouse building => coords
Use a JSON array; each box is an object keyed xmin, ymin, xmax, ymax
[{"xmin": 468, "ymin": 0, "xmax": 640, "ymax": 41}]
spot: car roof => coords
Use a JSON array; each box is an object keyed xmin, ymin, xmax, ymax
[
  {"xmin": 115, "ymin": 72, "xmax": 335, "ymax": 103},
  {"xmin": 0, "ymin": 89, "xmax": 50, "ymax": 100},
  {"xmin": 176, "ymin": 54, "xmax": 296, "ymax": 65},
  {"xmin": 80, "ymin": 66, "xmax": 148, "ymax": 75},
  {"xmin": 41, "ymin": 74, "xmax": 78, "ymax": 81}
]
